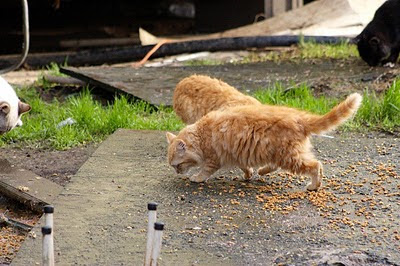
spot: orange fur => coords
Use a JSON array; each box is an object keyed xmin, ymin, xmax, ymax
[
  {"xmin": 167, "ymin": 93, "xmax": 362, "ymax": 191},
  {"xmin": 173, "ymin": 74, "xmax": 261, "ymax": 124}
]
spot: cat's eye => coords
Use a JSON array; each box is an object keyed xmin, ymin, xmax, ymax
[{"xmin": 172, "ymin": 163, "xmax": 186, "ymax": 172}]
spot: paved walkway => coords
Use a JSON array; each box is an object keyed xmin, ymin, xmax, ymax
[
  {"xmin": 13, "ymin": 130, "xmax": 225, "ymax": 265},
  {"xmin": 13, "ymin": 130, "xmax": 400, "ymax": 265}
]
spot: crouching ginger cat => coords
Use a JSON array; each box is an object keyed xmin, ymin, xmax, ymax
[
  {"xmin": 173, "ymin": 74, "xmax": 261, "ymax": 124},
  {"xmin": 166, "ymin": 93, "xmax": 362, "ymax": 191},
  {"xmin": 0, "ymin": 76, "xmax": 31, "ymax": 134}
]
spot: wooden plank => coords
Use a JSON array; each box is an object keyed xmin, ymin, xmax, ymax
[
  {"xmin": 60, "ymin": 59, "xmax": 384, "ymax": 107},
  {"xmin": 0, "ymin": 159, "xmax": 63, "ymax": 212},
  {"xmin": 62, "ymin": 63, "xmax": 310, "ymax": 107}
]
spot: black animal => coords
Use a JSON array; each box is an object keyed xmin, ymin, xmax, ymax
[{"xmin": 355, "ymin": 0, "xmax": 400, "ymax": 66}]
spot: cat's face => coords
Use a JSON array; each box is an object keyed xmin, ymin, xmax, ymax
[
  {"xmin": 0, "ymin": 77, "xmax": 31, "ymax": 135},
  {"xmin": 356, "ymin": 34, "xmax": 391, "ymax": 66},
  {"xmin": 166, "ymin": 132, "xmax": 200, "ymax": 174}
]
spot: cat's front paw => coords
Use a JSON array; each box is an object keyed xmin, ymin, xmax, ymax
[
  {"xmin": 306, "ymin": 182, "xmax": 321, "ymax": 191},
  {"xmin": 383, "ymin": 62, "xmax": 395, "ymax": 68},
  {"xmin": 189, "ymin": 174, "xmax": 208, "ymax": 183}
]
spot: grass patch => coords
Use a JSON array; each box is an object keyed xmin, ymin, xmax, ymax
[
  {"xmin": 354, "ymin": 80, "xmax": 400, "ymax": 130},
  {"xmin": 254, "ymin": 83, "xmax": 337, "ymax": 114},
  {"xmin": 253, "ymin": 80, "xmax": 400, "ymax": 132},
  {"xmin": 0, "ymin": 88, "xmax": 183, "ymax": 150},
  {"xmin": 240, "ymin": 40, "xmax": 359, "ymax": 64},
  {"xmin": 297, "ymin": 39, "xmax": 358, "ymax": 59},
  {"xmin": 2, "ymin": 78, "xmax": 399, "ymax": 150},
  {"xmin": 184, "ymin": 58, "xmax": 223, "ymax": 66}
]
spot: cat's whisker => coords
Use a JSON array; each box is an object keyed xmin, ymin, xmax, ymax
[{"xmin": 313, "ymin": 133, "xmax": 334, "ymax": 139}]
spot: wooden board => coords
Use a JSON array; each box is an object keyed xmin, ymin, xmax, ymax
[
  {"xmin": 61, "ymin": 61, "xmax": 385, "ymax": 107},
  {"xmin": 61, "ymin": 63, "xmax": 321, "ymax": 107},
  {"xmin": 0, "ymin": 159, "xmax": 63, "ymax": 212}
]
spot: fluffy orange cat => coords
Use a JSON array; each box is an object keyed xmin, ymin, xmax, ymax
[
  {"xmin": 166, "ymin": 93, "xmax": 362, "ymax": 191},
  {"xmin": 173, "ymin": 74, "xmax": 261, "ymax": 124}
]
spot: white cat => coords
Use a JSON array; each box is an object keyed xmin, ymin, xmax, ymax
[{"xmin": 0, "ymin": 76, "xmax": 31, "ymax": 134}]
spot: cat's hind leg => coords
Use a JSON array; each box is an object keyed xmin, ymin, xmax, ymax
[
  {"xmin": 281, "ymin": 154, "xmax": 323, "ymax": 191},
  {"xmin": 240, "ymin": 167, "xmax": 254, "ymax": 180},
  {"xmin": 296, "ymin": 159, "xmax": 323, "ymax": 191},
  {"xmin": 257, "ymin": 165, "xmax": 278, "ymax": 176},
  {"xmin": 189, "ymin": 162, "xmax": 219, "ymax": 183}
]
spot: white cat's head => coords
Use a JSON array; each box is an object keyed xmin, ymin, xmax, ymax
[
  {"xmin": 0, "ymin": 77, "xmax": 31, "ymax": 135},
  {"xmin": 166, "ymin": 132, "xmax": 201, "ymax": 174}
]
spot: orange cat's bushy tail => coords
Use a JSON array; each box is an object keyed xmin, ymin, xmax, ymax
[{"xmin": 306, "ymin": 93, "xmax": 362, "ymax": 134}]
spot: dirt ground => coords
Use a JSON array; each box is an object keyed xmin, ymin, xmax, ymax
[{"xmin": 0, "ymin": 145, "xmax": 97, "ymax": 264}]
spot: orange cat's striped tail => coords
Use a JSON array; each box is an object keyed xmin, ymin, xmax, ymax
[{"xmin": 306, "ymin": 93, "xmax": 362, "ymax": 134}]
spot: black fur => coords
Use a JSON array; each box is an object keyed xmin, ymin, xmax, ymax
[{"xmin": 355, "ymin": 0, "xmax": 400, "ymax": 66}]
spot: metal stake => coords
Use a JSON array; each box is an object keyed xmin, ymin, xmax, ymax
[
  {"xmin": 41, "ymin": 226, "xmax": 54, "ymax": 266},
  {"xmin": 144, "ymin": 202, "xmax": 157, "ymax": 266},
  {"xmin": 43, "ymin": 205, "xmax": 54, "ymax": 265},
  {"xmin": 150, "ymin": 222, "xmax": 164, "ymax": 266}
]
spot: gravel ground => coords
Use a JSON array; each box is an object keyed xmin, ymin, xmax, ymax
[{"xmin": 156, "ymin": 132, "xmax": 400, "ymax": 265}]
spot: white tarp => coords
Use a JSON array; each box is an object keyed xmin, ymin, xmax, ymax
[{"xmin": 140, "ymin": 0, "xmax": 386, "ymax": 45}]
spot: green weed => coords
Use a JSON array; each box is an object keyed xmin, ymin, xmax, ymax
[
  {"xmin": 0, "ymin": 88, "xmax": 183, "ymax": 150},
  {"xmin": 184, "ymin": 59, "xmax": 222, "ymax": 66},
  {"xmin": 355, "ymin": 80, "xmax": 400, "ymax": 131},
  {"xmin": 253, "ymin": 81, "xmax": 400, "ymax": 132},
  {"xmin": 240, "ymin": 39, "xmax": 359, "ymax": 64},
  {"xmin": 298, "ymin": 39, "xmax": 359, "ymax": 59}
]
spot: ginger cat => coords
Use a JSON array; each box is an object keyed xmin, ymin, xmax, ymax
[
  {"xmin": 173, "ymin": 74, "xmax": 261, "ymax": 124},
  {"xmin": 166, "ymin": 93, "xmax": 362, "ymax": 191}
]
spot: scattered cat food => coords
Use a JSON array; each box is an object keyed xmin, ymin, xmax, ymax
[{"xmin": 17, "ymin": 186, "xmax": 29, "ymax": 192}]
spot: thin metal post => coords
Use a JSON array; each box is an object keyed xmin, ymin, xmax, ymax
[
  {"xmin": 144, "ymin": 202, "xmax": 157, "ymax": 266},
  {"xmin": 41, "ymin": 226, "xmax": 54, "ymax": 266},
  {"xmin": 150, "ymin": 222, "xmax": 164, "ymax": 266},
  {"xmin": 43, "ymin": 205, "xmax": 54, "ymax": 265}
]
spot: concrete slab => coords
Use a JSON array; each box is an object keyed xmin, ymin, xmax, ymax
[
  {"xmin": 13, "ymin": 130, "xmax": 400, "ymax": 265},
  {"xmin": 0, "ymin": 159, "xmax": 63, "ymax": 212},
  {"xmin": 60, "ymin": 61, "xmax": 387, "ymax": 106}
]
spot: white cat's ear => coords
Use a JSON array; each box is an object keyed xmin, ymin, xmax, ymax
[
  {"xmin": 176, "ymin": 140, "xmax": 186, "ymax": 152},
  {"xmin": 0, "ymin": 101, "xmax": 10, "ymax": 114},
  {"xmin": 166, "ymin": 132, "xmax": 176, "ymax": 143},
  {"xmin": 18, "ymin": 101, "xmax": 31, "ymax": 115}
]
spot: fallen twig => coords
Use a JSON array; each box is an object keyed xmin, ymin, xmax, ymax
[{"xmin": 43, "ymin": 74, "xmax": 86, "ymax": 86}]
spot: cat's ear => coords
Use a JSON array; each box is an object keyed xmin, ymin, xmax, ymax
[
  {"xmin": 176, "ymin": 140, "xmax": 186, "ymax": 153},
  {"xmin": 0, "ymin": 101, "xmax": 10, "ymax": 115},
  {"xmin": 369, "ymin": 37, "xmax": 380, "ymax": 47},
  {"xmin": 18, "ymin": 101, "xmax": 31, "ymax": 115},
  {"xmin": 166, "ymin": 132, "xmax": 176, "ymax": 144}
]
